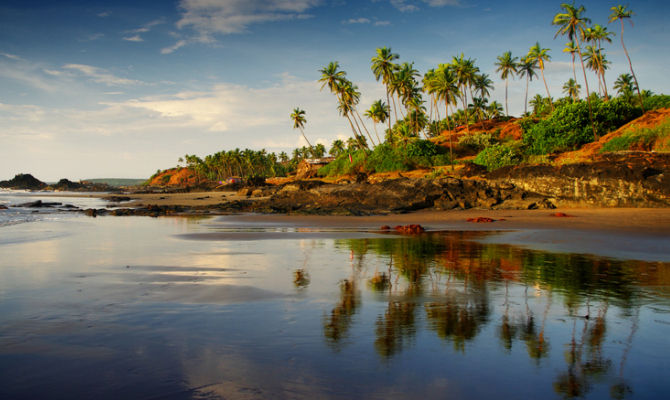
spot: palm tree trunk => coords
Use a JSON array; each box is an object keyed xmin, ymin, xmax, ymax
[
  {"xmin": 575, "ymin": 35, "xmax": 597, "ymax": 139},
  {"xmin": 620, "ymin": 19, "xmax": 644, "ymax": 111},
  {"xmin": 372, "ymin": 123, "xmax": 381, "ymax": 144},
  {"xmin": 524, "ymin": 76, "xmax": 529, "ymax": 115},
  {"xmin": 386, "ymin": 89, "xmax": 393, "ymax": 132},
  {"xmin": 505, "ymin": 78, "xmax": 509, "ymax": 116},
  {"xmin": 354, "ymin": 110, "xmax": 376, "ymax": 147},
  {"xmin": 346, "ymin": 116, "xmax": 367, "ymax": 150},
  {"xmin": 299, "ymin": 127, "xmax": 313, "ymax": 149},
  {"xmin": 461, "ymin": 85, "xmax": 470, "ymax": 134},
  {"xmin": 540, "ymin": 69, "xmax": 554, "ymax": 111},
  {"xmin": 601, "ymin": 68, "xmax": 609, "ymax": 101},
  {"xmin": 445, "ymin": 100, "xmax": 454, "ymax": 172},
  {"xmin": 572, "ymin": 54, "xmax": 578, "ymax": 87}
]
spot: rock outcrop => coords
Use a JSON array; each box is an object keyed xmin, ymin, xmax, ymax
[
  {"xmin": 486, "ymin": 153, "xmax": 670, "ymax": 207},
  {"xmin": 0, "ymin": 174, "xmax": 46, "ymax": 190}
]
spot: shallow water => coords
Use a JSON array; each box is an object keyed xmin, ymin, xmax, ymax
[{"xmin": 0, "ymin": 215, "xmax": 669, "ymax": 399}]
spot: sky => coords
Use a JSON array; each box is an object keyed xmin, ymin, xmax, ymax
[{"xmin": 1, "ymin": 0, "xmax": 668, "ymax": 181}]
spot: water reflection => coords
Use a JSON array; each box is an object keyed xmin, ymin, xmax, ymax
[{"xmin": 328, "ymin": 232, "xmax": 669, "ymax": 398}]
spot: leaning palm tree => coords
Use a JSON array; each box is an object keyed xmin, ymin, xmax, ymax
[
  {"xmin": 495, "ymin": 51, "xmax": 519, "ymax": 116},
  {"xmin": 562, "ymin": 78, "xmax": 581, "ymax": 102},
  {"xmin": 290, "ymin": 107, "xmax": 313, "ymax": 149},
  {"xmin": 527, "ymin": 42, "xmax": 554, "ymax": 111},
  {"xmin": 371, "ymin": 47, "xmax": 400, "ymax": 130},
  {"xmin": 609, "ymin": 5, "xmax": 644, "ymax": 110},
  {"xmin": 518, "ymin": 58, "xmax": 538, "ymax": 115},
  {"xmin": 552, "ymin": 2, "xmax": 596, "ymax": 136}
]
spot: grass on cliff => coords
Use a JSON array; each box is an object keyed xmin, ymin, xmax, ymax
[{"xmin": 600, "ymin": 119, "xmax": 670, "ymax": 153}]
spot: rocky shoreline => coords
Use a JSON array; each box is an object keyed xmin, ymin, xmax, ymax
[{"xmin": 4, "ymin": 153, "xmax": 668, "ymax": 217}]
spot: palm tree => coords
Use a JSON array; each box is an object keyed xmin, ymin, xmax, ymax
[
  {"xmin": 530, "ymin": 94, "xmax": 546, "ymax": 116},
  {"xmin": 318, "ymin": 61, "xmax": 346, "ymax": 94},
  {"xmin": 290, "ymin": 107, "xmax": 313, "ymax": 149},
  {"xmin": 474, "ymin": 73, "xmax": 494, "ymax": 100},
  {"xmin": 583, "ymin": 45, "xmax": 608, "ymax": 99},
  {"xmin": 495, "ymin": 51, "xmax": 519, "ymax": 116},
  {"xmin": 329, "ymin": 139, "xmax": 345, "ymax": 157},
  {"xmin": 562, "ymin": 78, "xmax": 581, "ymax": 102},
  {"xmin": 371, "ymin": 47, "xmax": 400, "ymax": 129},
  {"xmin": 451, "ymin": 53, "xmax": 478, "ymax": 133},
  {"xmin": 488, "ymin": 101, "xmax": 504, "ymax": 119},
  {"xmin": 432, "ymin": 64, "xmax": 459, "ymax": 169},
  {"xmin": 609, "ymin": 5, "xmax": 644, "ymax": 110},
  {"xmin": 527, "ymin": 42, "xmax": 553, "ymax": 111},
  {"xmin": 518, "ymin": 58, "xmax": 538, "ymax": 115},
  {"xmin": 553, "ymin": 2, "xmax": 596, "ymax": 136},
  {"xmin": 365, "ymin": 100, "xmax": 390, "ymax": 144},
  {"xmin": 613, "ymin": 73, "xmax": 635, "ymax": 97},
  {"xmin": 563, "ymin": 41, "xmax": 579, "ymax": 84}
]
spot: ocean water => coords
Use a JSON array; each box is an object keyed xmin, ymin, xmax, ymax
[
  {"xmin": 0, "ymin": 210, "xmax": 669, "ymax": 399},
  {"xmin": 0, "ymin": 190, "xmax": 108, "ymax": 228}
]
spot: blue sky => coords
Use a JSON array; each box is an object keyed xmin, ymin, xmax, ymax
[{"xmin": 1, "ymin": 0, "xmax": 668, "ymax": 180}]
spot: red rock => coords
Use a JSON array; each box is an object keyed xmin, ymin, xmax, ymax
[
  {"xmin": 466, "ymin": 217, "xmax": 496, "ymax": 223},
  {"xmin": 393, "ymin": 224, "xmax": 426, "ymax": 234},
  {"xmin": 380, "ymin": 225, "xmax": 391, "ymax": 231},
  {"xmin": 550, "ymin": 212, "xmax": 573, "ymax": 217}
]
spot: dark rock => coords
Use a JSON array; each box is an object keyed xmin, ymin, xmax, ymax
[
  {"xmin": 103, "ymin": 196, "xmax": 132, "ymax": 202},
  {"xmin": 0, "ymin": 205, "xmax": 8, "ymax": 210},
  {"xmin": 15, "ymin": 200, "xmax": 62, "ymax": 208},
  {"xmin": 0, "ymin": 173, "xmax": 46, "ymax": 190}
]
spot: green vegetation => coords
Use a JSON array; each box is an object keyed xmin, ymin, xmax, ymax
[
  {"xmin": 474, "ymin": 143, "xmax": 522, "ymax": 171},
  {"xmin": 318, "ymin": 140, "xmax": 450, "ymax": 176},
  {"xmin": 600, "ymin": 120, "xmax": 670, "ymax": 153},
  {"xmin": 522, "ymin": 97, "xmax": 641, "ymax": 154},
  {"xmin": 84, "ymin": 178, "xmax": 146, "ymax": 187}
]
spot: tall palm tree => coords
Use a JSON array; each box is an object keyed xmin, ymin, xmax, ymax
[
  {"xmin": 563, "ymin": 41, "xmax": 579, "ymax": 84},
  {"xmin": 432, "ymin": 64, "xmax": 459, "ymax": 169},
  {"xmin": 339, "ymin": 80, "xmax": 376, "ymax": 147},
  {"xmin": 371, "ymin": 47, "xmax": 400, "ymax": 130},
  {"xmin": 329, "ymin": 139, "xmax": 345, "ymax": 157},
  {"xmin": 609, "ymin": 5, "xmax": 644, "ymax": 110},
  {"xmin": 527, "ymin": 42, "xmax": 554, "ymax": 111},
  {"xmin": 451, "ymin": 53, "xmax": 478, "ymax": 133},
  {"xmin": 518, "ymin": 58, "xmax": 538, "ymax": 115},
  {"xmin": 585, "ymin": 24, "xmax": 614, "ymax": 100},
  {"xmin": 562, "ymin": 78, "xmax": 581, "ymax": 102},
  {"xmin": 495, "ymin": 51, "xmax": 519, "ymax": 116},
  {"xmin": 553, "ymin": 2, "xmax": 596, "ymax": 136},
  {"xmin": 290, "ymin": 107, "xmax": 313, "ymax": 149},
  {"xmin": 318, "ymin": 61, "xmax": 346, "ymax": 94},
  {"xmin": 583, "ymin": 45, "xmax": 608, "ymax": 99}
]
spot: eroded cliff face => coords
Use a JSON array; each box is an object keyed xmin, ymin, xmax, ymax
[{"xmin": 485, "ymin": 153, "xmax": 670, "ymax": 207}]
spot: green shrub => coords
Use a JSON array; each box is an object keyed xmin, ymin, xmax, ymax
[
  {"xmin": 474, "ymin": 143, "xmax": 521, "ymax": 171},
  {"xmin": 318, "ymin": 140, "xmax": 451, "ymax": 177},
  {"xmin": 458, "ymin": 132, "xmax": 498, "ymax": 152},
  {"xmin": 643, "ymin": 94, "xmax": 670, "ymax": 111},
  {"xmin": 522, "ymin": 98, "xmax": 642, "ymax": 154}
]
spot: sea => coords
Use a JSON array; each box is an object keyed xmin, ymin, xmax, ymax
[{"xmin": 1, "ymin": 190, "xmax": 669, "ymax": 399}]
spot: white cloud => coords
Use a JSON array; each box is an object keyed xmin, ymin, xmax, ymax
[
  {"xmin": 0, "ymin": 52, "xmax": 22, "ymax": 61},
  {"xmin": 170, "ymin": 0, "xmax": 320, "ymax": 49},
  {"xmin": 374, "ymin": 20, "xmax": 391, "ymax": 26},
  {"xmin": 344, "ymin": 17, "xmax": 371, "ymax": 24},
  {"xmin": 97, "ymin": 11, "xmax": 111, "ymax": 18},
  {"xmin": 62, "ymin": 64, "xmax": 142, "ymax": 86},
  {"xmin": 386, "ymin": 0, "xmax": 461, "ymax": 12},
  {"xmin": 123, "ymin": 35, "xmax": 144, "ymax": 42},
  {"xmin": 161, "ymin": 39, "xmax": 189, "ymax": 54}
]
